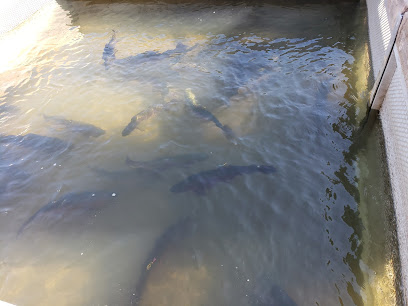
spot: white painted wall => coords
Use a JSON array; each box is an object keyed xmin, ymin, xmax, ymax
[{"xmin": 367, "ymin": 0, "xmax": 408, "ymax": 302}]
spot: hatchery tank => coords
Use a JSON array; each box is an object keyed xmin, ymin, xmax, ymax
[{"xmin": 0, "ymin": 0, "xmax": 402, "ymax": 305}]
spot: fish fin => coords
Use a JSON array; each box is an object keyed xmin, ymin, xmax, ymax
[{"xmin": 175, "ymin": 42, "xmax": 187, "ymax": 50}]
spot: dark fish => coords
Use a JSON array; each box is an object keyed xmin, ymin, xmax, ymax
[
  {"xmin": 0, "ymin": 133, "xmax": 72, "ymax": 154},
  {"xmin": 17, "ymin": 191, "xmax": 117, "ymax": 235},
  {"xmin": 122, "ymin": 104, "xmax": 166, "ymax": 136},
  {"xmin": 190, "ymin": 103, "xmax": 223, "ymax": 128},
  {"xmin": 190, "ymin": 103, "xmax": 236, "ymax": 141},
  {"xmin": 126, "ymin": 153, "xmax": 209, "ymax": 172},
  {"xmin": 170, "ymin": 164, "xmax": 276, "ymax": 195},
  {"xmin": 132, "ymin": 217, "xmax": 195, "ymax": 304},
  {"xmin": 186, "ymin": 90, "xmax": 236, "ymax": 142},
  {"xmin": 102, "ymin": 30, "xmax": 117, "ymax": 69},
  {"xmin": 114, "ymin": 42, "xmax": 192, "ymax": 67},
  {"xmin": 44, "ymin": 115, "xmax": 105, "ymax": 138}
]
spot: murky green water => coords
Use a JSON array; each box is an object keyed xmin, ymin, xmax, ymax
[{"xmin": 0, "ymin": 0, "xmax": 400, "ymax": 305}]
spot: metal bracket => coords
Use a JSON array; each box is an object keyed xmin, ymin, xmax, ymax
[{"xmin": 368, "ymin": 12, "xmax": 405, "ymax": 110}]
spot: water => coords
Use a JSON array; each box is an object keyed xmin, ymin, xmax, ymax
[{"xmin": 0, "ymin": 1, "xmax": 400, "ymax": 305}]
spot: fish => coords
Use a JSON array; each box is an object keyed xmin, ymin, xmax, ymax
[
  {"xmin": 102, "ymin": 28, "xmax": 194, "ymax": 70},
  {"xmin": 132, "ymin": 217, "xmax": 195, "ymax": 304},
  {"xmin": 186, "ymin": 88, "xmax": 236, "ymax": 142},
  {"xmin": 43, "ymin": 115, "xmax": 105, "ymax": 138},
  {"xmin": 122, "ymin": 104, "xmax": 169, "ymax": 136},
  {"xmin": 17, "ymin": 191, "xmax": 118, "ymax": 235},
  {"xmin": 125, "ymin": 153, "xmax": 209, "ymax": 172},
  {"xmin": 122, "ymin": 106, "xmax": 159, "ymax": 136},
  {"xmin": 114, "ymin": 42, "xmax": 193, "ymax": 68},
  {"xmin": 0, "ymin": 133, "xmax": 72, "ymax": 154},
  {"xmin": 170, "ymin": 164, "xmax": 276, "ymax": 195},
  {"xmin": 102, "ymin": 30, "xmax": 117, "ymax": 69}
]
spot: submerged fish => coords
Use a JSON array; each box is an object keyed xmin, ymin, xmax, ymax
[
  {"xmin": 115, "ymin": 42, "xmax": 192, "ymax": 67},
  {"xmin": 0, "ymin": 133, "xmax": 72, "ymax": 154},
  {"xmin": 122, "ymin": 107, "xmax": 158, "ymax": 136},
  {"xmin": 170, "ymin": 164, "xmax": 276, "ymax": 195},
  {"xmin": 126, "ymin": 152, "xmax": 209, "ymax": 171},
  {"xmin": 122, "ymin": 104, "xmax": 167, "ymax": 136},
  {"xmin": 102, "ymin": 30, "xmax": 117, "ymax": 69},
  {"xmin": 102, "ymin": 29, "xmax": 194, "ymax": 70},
  {"xmin": 44, "ymin": 115, "xmax": 105, "ymax": 138},
  {"xmin": 186, "ymin": 88, "xmax": 236, "ymax": 142},
  {"xmin": 132, "ymin": 217, "xmax": 195, "ymax": 304},
  {"xmin": 17, "ymin": 191, "xmax": 118, "ymax": 235}
]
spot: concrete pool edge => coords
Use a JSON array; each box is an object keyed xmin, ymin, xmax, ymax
[{"xmin": 366, "ymin": 0, "xmax": 408, "ymax": 303}]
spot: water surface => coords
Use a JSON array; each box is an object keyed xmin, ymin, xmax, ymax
[{"xmin": 0, "ymin": 1, "xmax": 400, "ymax": 305}]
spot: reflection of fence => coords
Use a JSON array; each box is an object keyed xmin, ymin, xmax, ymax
[
  {"xmin": 0, "ymin": 0, "xmax": 52, "ymax": 36},
  {"xmin": 367, "ymin": 0, "xmax": 408, "ymax": 302}
]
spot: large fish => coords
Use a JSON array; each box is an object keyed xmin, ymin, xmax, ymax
[
  {"xmin": 102, "ymin": 30, "xmax": 117, "ymax": 69},
  {"xmin": 0, "ymin": 133, "xmax": 72, "ymax": 154},
  {"xmin": 186, "ymin": 88, "xmax": 235, "ymax": 142},
  {"xmin": 114, "ymin": 42, "xmax": 192, "ymax": 67},
  {"xmin": 44, "ymin": 115, "xmax": 105, "ymax": 138},
  {"xmin": 17, "ymin": 191, "xmax": 118, "ymax": 235},
  {"xmin": 132, "ymin": 217, "xmax": 195, "ymax": 304},
  {"xmin": 102, "ymin": 29, "xmax": 194, "ymax": 70},
  {"xmin": 170, "ymin": 164, "xmax": 276, "ymax": 195},
  {"xmin": 126, "ymin": 153, "xmax": 209, "ymax": 172}
]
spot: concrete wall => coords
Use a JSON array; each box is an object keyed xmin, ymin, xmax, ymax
[{"xmin": 367, "ymin": 0, "xmax": 408, "ymax": 303}]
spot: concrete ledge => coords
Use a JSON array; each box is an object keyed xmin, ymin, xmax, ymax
[
  {"xmin": 367, "ymin": 0, "xmax": 408, "ymax": 302},
  {"xmin": 0, "ymin": 0, "xmax": 53, "ymax": 35}
]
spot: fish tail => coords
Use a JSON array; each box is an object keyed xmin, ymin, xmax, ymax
[
  {"xmin": 111, "ymin": 29, "xmax": 117, "ymax": 41},
  {"xmin": 175, "ymin": 42, "xmax": 187, "ymax": 50},
  {"xmin": 17, "ymin": 213, "xmax": 38, "ymax": 236},
  {"xmin": 103, "ymin": 30, "xmax": 117, "ymax": 69}
]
